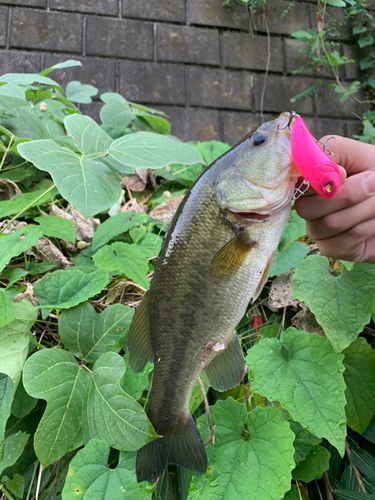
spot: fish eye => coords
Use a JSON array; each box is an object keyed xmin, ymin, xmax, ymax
[{"xmin": 252, "ymin": 132, "xmax": 268, "ymax": 146}]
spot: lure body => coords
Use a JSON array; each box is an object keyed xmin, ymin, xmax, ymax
[{"xmin": 291, "ymin": 116, "xmax": 341, "ymax": 199}]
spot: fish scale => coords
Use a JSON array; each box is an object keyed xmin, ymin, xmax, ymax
[{"xmin": 126, "ymin": 112, "xmax": 300, "ymax": 483}]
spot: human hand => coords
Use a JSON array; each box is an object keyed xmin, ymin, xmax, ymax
[{"xmin": 294, "ymin": 135, "xmax": 375, "ymax": 263}]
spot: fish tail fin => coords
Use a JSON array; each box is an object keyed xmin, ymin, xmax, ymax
[{"xmin": 136, "ymin": 416, "xmax": 207, "ymax": 483}]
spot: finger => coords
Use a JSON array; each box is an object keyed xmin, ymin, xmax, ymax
[
  {"xmin": 307, "ymin": 194, "xmax": 375, "ymax": 240},
  {"xmin": 319, "ymin": 135, "xmax": 375, "ymax": 176},
  {"xmin": 295, "ymin": 170, "xmax": 375, "ymax": 221},
  {"xmin": 314, "ymin": 218, "xmax": 375, "ymax": 263}
]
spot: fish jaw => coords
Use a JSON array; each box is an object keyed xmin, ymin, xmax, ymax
[{"xmin": 215, "ymin": 112, "xmax": 299, "ymax": 217}]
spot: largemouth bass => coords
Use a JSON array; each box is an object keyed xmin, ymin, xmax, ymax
[{"xmin": 127, "ymin": 112, "xmax": 300, "ymax": 483}]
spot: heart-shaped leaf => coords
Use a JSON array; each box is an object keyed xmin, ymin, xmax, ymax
[
  {"xmin": 18, "ymin": 139, "xmax": 121, "ymax": 218},
  {"xmin": 62, "ymin": 439, "xmax": 152, "ymax": 500},
  {"xmin": 293, "ymin": 256, "xmax": 375, "ymax": 352},
  {"xmin": 189, "ymin": 399, "xmax": 295, "ymax": 500},
  {"xmin": 64, "ymin": 114, "xmax": 112, "ymax": 161},
  {"xmin": 59, "ymin": 302, "xmax": 134, "ymax": 363},
  {"xmin": 92, "ymin": 211, "xmax": 149, "ymax": 251},
  {"xmin": 246, "ymin": 327, "xmax": 347, "ymax": 456},
  {"xmin": 23, "ymin": 349, "xmax": 90, "ymax": 467}
]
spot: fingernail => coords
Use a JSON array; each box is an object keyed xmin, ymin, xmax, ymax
[{"xmin": 363, "ymin": 173, "xmax": 375, "ymax": 195}]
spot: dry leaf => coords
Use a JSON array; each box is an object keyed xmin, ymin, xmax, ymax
[
  {"xmin": 50, "ymin": 205, "xmax": 99, "ymax": 242},
  {"xmin": 291, "ymin": 304, "xmax": 325, "ymax": 336},
  {"xmin": 36, "ymin": 237, "xmax": 72, "ymax": 268},
  {"xmin": 121, "ymin": 199, "xmax": 148, "ymax": 213},
  {"xmin": 149, "ymin": 195, "xmax": 184, "ymax": 224},
  {"xmin": 14, "ymin": 283, "xmax": 39, "ymax": 306},
  {"xmin": 122, "ymin": 168, "xmax": 156, "ymax": 192},
  {"xmin": 0, "ymin": 220, "xmax": 27, "ymax": 234},
  {"xmin": 265, "ymin": 271, "xmax": 300, "ymax": 311},
  {"xmin": 0, "ymin": 179, "xmax": 22, "ymax": 201}
]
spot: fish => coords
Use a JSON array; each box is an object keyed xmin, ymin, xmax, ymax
[{"xmin": 126, "ymin": 111, "xmax": 300, "ymax": 483}]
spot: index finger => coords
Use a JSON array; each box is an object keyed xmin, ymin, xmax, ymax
[{"xmin": 319, "ymin": 135, "xmax": 375, "ymax": 176}]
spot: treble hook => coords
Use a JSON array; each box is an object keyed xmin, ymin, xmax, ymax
[
  {"xmin": 316, "ymin": 136, "xmax": 336, "ymax": 159},
  {"xmin": 278, "ymin": 111, "xmax": 299, "ymax": 131}
]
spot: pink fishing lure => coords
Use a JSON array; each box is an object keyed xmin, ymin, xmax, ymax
[{"xmin": 291, "ymin": 115, "xmax": 341, "ymax": 199}]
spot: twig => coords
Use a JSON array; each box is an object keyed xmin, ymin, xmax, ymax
[
  {"xmin": 31, "ymin": 462, "xmax": 58, "ymax": 500},
  {"xmin": 260, "ymin": 12, "xmax": 271, "ymax": 123},
  {"xmin": 26, "ymin": 461, "xmax": 38, "ymax": 500},
  {"xmin": 324, "ymin": 471, "xmax": 334, "ymax": 500},
  {"xmin": 281, "ymin": 306, "xmax": 287, "ymax": 332},
  {"xmin": 345, "ymin": 440, "xmax": 367, "ymax": 493},
  {"xmin": 198, "ymin": 376, "xmax": 215, "ymax": 446},
  {"xmin": 35, "ymin": 463, "xmax": 43, "ymax": 500}
]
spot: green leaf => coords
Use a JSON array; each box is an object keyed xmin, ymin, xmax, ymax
[
  {"xmin": 92, "ymin": 211, "xmax": 148, "ymax": 251},
  {"xmin": 33, "ymin": 268, "xmax": 108, "ymax": 310},
  {"xmin": 0, "ymin": 374, "xmax": 14, "ymax": 460},
  {"xmin": 25, "ymin": 260, "xmax": 58, "ymax": 275},
  {"xmin": 10, "ymin": 379, "xmax": 38, "ymax": 419},
  {"xmin": 64, "ymin": 114, "xmax": 112, "ymax": 161},
  {"xmin": 62, "ymin": 439, "xmax": 153, "ymax": 500},
  {"xmin": 23, "ymin": 349, "xmax": 90, "ymax": 467},
  {"xmin": 343, "ymin": 337, "xmax": 375, "ymax": 434},
  {"xmin": 100, "ymin": 92, "xmax": 136, "ymax": 129},
  {"xmin": 59, "ymin": 302, "xmax": 134, "ymax": 363},
  {"xmin": 189, "ymin": 399, "xmax": 295, "ymax": 500},
  {"xmin": 2, "ymin": 268, "xmax": 28, "ymax": 287},
  {"xmin": 195, "ymin": 141, "xmax": 230, "ymax": 165},
  {"xmin": 246, "ymin": 328, "xmax": 347, "ymax": 455},
  {"xmin": 0, "ymin": 431, "xmax": 29, "ymax": 476},
  {"xmin": 289, "ymin": 420, "xmax": 321, "ymax": 464},
  {"xmin": 137, "ymin": 232, "xmax": 163, "ymax": 258},
  {"xmin": 92, "ymin": 242, "xmax": 149, "ymax": 289},
  {"xmin": 0, "ymin": 225, "xmax": 42, "ymax": 273},
  {"xmin": 0, "ymin": 290, "xmax": 15, "ymax": 328},
  {"xmin": 280, "ymin": 211, "xmax": 306, "ymax": 249},
  {"xmin": 40, "ymin": 59, "xmax": 82, "ymax": 76},
  {"xmin": 0, "ymin": 300, "xmax": 37, "ymax": 388},
  {"xmin": 326, "ymin": 0, "xmax": 346, "ymax": 6},
  {"xmin": 358, "ymin": 36, "xmax": 374, "ymax": 48},
  {"xmin": 82, "ymin": 352, "xmax": 158, "ymax": 451},
  {"xmin": 35, "ymin": 216, "xmax": 75, "ymax": 244},
  {"xmin": 293, "ymin": 256, "xmax": 375, "ymax": 352},
  {"xmin": 0, "ymin": 73, "xmax": 59, "ymax": 86},
  {"xmin": 120, "ymin": 355, "xmax": 152, "ymax": 401},
  {"xmin": 65, "ymin": 81, "xmax": 98, "ymax": 104},
  {"xmin": 292, "ymin": 445, "xmax": 331, "ymax": 482},
  {"xmin": 18, "ymin": 139, "xmax": 121, "ymax": 218},
  {"xmin": 284, "ymin": 485, "xmax": 300, "ymax": 500},
  {"xmin": 0, "ymin": 187, "xmax": 57, "ymax": 219},
  {"xmin": 108, "ymin": 132, "xmax": 203, "ymax": 169},
  {"xmin": 4, "ymin": 473, "xmax": 24, "ymax": 499},
  {"xmin": 270, "ymin": 242, "xmax": 308, "ymax": 277},
  {"xmin": 139, "ymin": 114, "xmax": 171, "ymax": 135}
]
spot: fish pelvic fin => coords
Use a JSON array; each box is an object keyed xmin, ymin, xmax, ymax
[
  {"xmin": 126, "ymin": 292, "xmax": 153, "ymax": 373},
  {"xmin": 209, "ymin": 230, "xmax": 258, "ymax": 278},
  {"xmin": 204, "ymin": 333, "xmax": 247, "ymax": 392},
  {"xmin": 136, "ymin": 416, "xmax": 207, "ymax": 483}
]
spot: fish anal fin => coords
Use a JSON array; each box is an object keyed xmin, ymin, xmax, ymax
[
  {"xmin": 126, "ymin": 292, "xmax": 153, "ymax": 373},
  {"xmin": 252, "ymin": 255, "xmax": 273, "ymax": 302},
  {"xmin": 136, "ymin": 415, "xmax": 207, "ymax": 483},
  {"xmin": 204, "ymin": 333, "xmax": 247, "ymax": 392},
  {"xmin": 209, "ymin": 230, "xmax": 258, "ymax": 277}
]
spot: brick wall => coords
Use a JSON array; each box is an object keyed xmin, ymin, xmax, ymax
[{"xmin": 0, "ymin": 0, "xmax": 371, "ymax": 145}]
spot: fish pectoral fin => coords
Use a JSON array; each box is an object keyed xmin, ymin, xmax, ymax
[
  {"xmin": 252, "ymin": 254, "xmax": 273, "ymax": 302},
  {"xmin": 126, "ymin": 291, "xmax": 153, "ymax": 373},
  {"xmin": 204, "ymin": 333, "xmax": 247, "ymax": 392},
  {"xmin": 209, "ymin": 230, "xmax": 258, "ymax": 277}
]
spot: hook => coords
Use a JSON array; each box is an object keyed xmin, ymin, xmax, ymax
[{"xmin": 278, "ymin": 111, "xmax": 299, "ymax": 131}]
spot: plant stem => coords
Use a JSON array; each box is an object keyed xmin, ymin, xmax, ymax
[
  {"xmin": 0, "ymin": 135, "xmax": 14, "ymax": 173},
  {"xmin": 26, "ymin": 461, "xmax": 38, "ymax": 500},
  {"xmin": 0, "ymin": 183, "xmax": 56, "ymax": 235},
  {"xmin": 29, "ymin": 334, "xmax": 46, "ymax": 350},
  {"xmin": 0, "ymin": 485, "xmax": 16, "ymax": 500}
]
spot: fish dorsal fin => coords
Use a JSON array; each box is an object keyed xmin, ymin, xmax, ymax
[
  {"xmin": 209, "ymin": 230, "xmax": 258, "ymax": 277},
  {"xmin": 126, "ymin": 292, "xmax": 153, "ymax": 373},
  {"xmin": 252, "ymin": 255, "xmax": 273, "ymax": 302},
  {"xmin": 204, "ymin": 333, "xmax": 247, "ymax": 392}
]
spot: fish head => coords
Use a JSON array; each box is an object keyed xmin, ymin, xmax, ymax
[{"xmin": 215, "ymin": 111, "xmax": 300, "ymax": 221}]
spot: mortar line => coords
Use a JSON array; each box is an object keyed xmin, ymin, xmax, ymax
[
  {"xmin": 82, "ymin": 16, "xmax": 87, "ymax": 56},
  {"xmin": 5, "ymin": 6, "xmax": 11, "ymax": 49},
  {"xmin": 115, "ymin": 60, "xmax": 120, "ymax": 93},
  {"xmin": 118, "ymin": 0, "xmax": 122, "ymax": 18},
  {"xmin": 185, "ymin": 0, "xmax": 189, "ymax": 26},
  {"xmin": 153, "ymin": 23, "xmax": 157, "ymax": 62}
]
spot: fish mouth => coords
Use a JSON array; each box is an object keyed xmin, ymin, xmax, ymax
[{"xmin": 228, "ymin": 210, "xmax": 270, "ymax": 222}]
